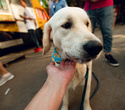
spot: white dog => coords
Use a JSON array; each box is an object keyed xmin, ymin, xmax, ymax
[{"xmin": 42, "ymin": 7, "xmax": 102, "ymax": 110}]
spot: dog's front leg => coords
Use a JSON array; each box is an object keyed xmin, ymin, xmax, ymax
[
  {"xmin": 83, "ymin": 62, "xmax": 92, "ymax": 110},
  {"xmin": 61, "ymin": 89, "xmax": 69, "ymax": 110}
]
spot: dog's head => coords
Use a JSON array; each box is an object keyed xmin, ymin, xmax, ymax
[{"xmin": 42, "ymin": 7, "xmax": 102, "ymax": 64}]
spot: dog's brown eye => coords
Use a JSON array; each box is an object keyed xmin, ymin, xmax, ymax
[
  {"xmin": 86, "ymin": 22, "xmax": 89, "ymax": 27},
  {"xmin": 61, "ymin": 22, "xmax": 72, "ymax": 29}
]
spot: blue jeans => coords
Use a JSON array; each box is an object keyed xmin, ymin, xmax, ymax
[
  {"xmin": 87, "ymin": 6, "xmax": 114, "ymax": 53},
  {"xmin": 28, "ymin": 29, "xmax": 40, "ymax": 48}
]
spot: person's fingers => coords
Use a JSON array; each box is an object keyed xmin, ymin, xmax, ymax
[
  {"xmin": 60, "ymin": 60, "xmax": 65, "ymax": 65},
  {"xmin": 65, "ymin": 61, "xmax": 69, "ymax": 66},
  {"xmin": 66, "ymin": 61, "xmax": 76, "ymax": 68},
  {"xmin": 60, "ymin": 60, "xmax": 75, "ymax": 69},
  {"xmin": 50, "ymin": 61, "xmax": 55, "ymax": 66},
  {"xmin": 59, "ymin": 60, "xmax": 65, "ymax": 69}
]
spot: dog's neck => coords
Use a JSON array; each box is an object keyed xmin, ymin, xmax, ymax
[{"xmin": 51, "ymin": 45, "xmax": 73, "ymax": 67}]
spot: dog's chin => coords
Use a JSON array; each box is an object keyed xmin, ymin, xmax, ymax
[
  {"xmin": 65, "ymin": 52, "xmax": 98, "ymax": 64},
  {"xmin": 65, "ymin": 53, "xmax": 92, "ymax": 64}
]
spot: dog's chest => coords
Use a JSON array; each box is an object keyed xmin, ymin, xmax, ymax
[{"xmin": 68, "ymin": 64, "xmax": 87, "ymax": 90}]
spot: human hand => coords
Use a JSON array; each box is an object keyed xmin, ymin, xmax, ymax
[
  {"xmin": 14, "ymin": 18, "xmax": 24, "ymax": 22},
  {"xmin": 46, "ymin": 60, "xmax": 76, "ymax": 88},
  {"xmin": 25, "ymin": 60, "xmax": 76, "ymax": 110},
  {"xmin": 19, "ymin": 15, "xmax": 23, "ymax": 18},
  {"xmin": 15, "ymin": 18, "xmax": 17, "ymax": 21}
]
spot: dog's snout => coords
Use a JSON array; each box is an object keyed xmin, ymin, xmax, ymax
[{"xmin": 84, "ymin": 41, "xmax": 102, "ymax": 57}]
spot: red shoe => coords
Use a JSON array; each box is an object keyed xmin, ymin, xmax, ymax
[{"xmin": 34, "ymin": 47, "xmax": 42, "ymax": 53}]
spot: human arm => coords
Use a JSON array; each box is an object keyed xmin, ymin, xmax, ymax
[
  {"xmin": 25, "ymin": 60, "xmax": 76, "ymax": 110},
  {"xmin": 15, "ymin": 18, "xmax": 24, "ymax": 22},
  {"xmin": 19, "ymin": 15, "xmax": 33, "ymax": 20},
  {"xmin": 15, "ymin": 15, "xmax": 36, "ymax": 25},
  {"xmin": 14, "ymin": 15, "xmax": 30, "ymax": 22}
]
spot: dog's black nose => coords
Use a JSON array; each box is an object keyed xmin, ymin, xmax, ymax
[{"xmin": 84, "ymin": 41, "xmax": 102, "ymax": 57}]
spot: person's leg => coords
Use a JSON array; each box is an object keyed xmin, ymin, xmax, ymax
[
  {"xmin": 0, "ymin": 62, "xmax": 8, "ymax": 75},
  {"xmin": 28, "ymin": 29, "xmax": 42, "ymax": 52},
  {"xmin": 0, "ymin": 62, "xmax": 14, "ymax": 86},
  {"xmin": 98, "ymin": 6, "xmax": 113, "ymax": 53},
  {"xmin": 98, "ymin": 6, "xmax": 119, "ymax": 66},
  {"xmin": 28, "ymin": 29, "xmax": 40, "ymax": 48}
]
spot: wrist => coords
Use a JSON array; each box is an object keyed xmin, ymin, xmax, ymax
[
  {"xmin": 43, "ymin": 77, "xmax": 66, "ymax": 109},
  {"xmin": 47, "ymin": 76, "xmax": 67, "ymax": 92}
]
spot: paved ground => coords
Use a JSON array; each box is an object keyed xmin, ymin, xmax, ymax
[{"xmin": 0, "ymin": 24, "xmax": 125, "ymax": 110}]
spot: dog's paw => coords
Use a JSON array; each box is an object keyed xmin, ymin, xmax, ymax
[
  {"xmin": 61, "ymin": 105, "xmax": 68, "ymax": 110},
  {"xmin": 84, "ymin": 105, "xmax": 92, "ymax": 110}
]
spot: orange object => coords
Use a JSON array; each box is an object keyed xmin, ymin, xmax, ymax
[{"xmin": 31, "ymin": 0, "xmax": 50, "ymax": 30}]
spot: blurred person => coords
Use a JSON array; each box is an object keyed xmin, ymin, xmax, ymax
[
  {"xmin": 84, "ymin": 0, "xmax": 119, "ymax": 67},
  {"xmin": 51, "ymin": 0, "xmax": 67, "ymax": 17},
  {"xmin": 17, "ymin": 0, "xmax": 42, "ymax": 53},
  {"xmin": 25, "ymin": 61, "xmax": 76, "ymax": 110},
  {"xmin": 0, "ymin": 62, "xmax": 14, "ymax": 86}
]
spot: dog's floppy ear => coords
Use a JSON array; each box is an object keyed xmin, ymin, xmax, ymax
[{"xmin": 42, "ymin": 22, "xmax": 52, "ymax": 55}]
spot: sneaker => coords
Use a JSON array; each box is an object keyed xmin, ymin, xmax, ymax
[
  {"xmin": 105, "ymin": 54, "xmax": 119, "ymax": 67},
  {"xmin": 0, "ymin": 73, "xmax": 14, "ymax": 86},
  {"xmin": 34, "ymin": 47, "xmax": 42, "ymax": 53}
]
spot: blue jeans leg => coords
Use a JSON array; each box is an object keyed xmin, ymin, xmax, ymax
[
  {"xmin": 28, "ymin": 29, "xmax": 40, "ymax": 48},
  {"xmin": 98, "ymin": 6, "xmax": 113, "ymax": 53},
  {"xmin": 87, "ymin": 6, "xmax": 113, "ymax": 53}
]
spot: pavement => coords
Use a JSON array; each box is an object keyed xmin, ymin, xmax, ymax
[{"xmin": 0, "ymin": 24, "xmax": 125, "ymax": 110}]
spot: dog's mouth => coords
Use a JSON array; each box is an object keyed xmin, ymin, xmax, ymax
[{"xmin": 65, "ymin": 52, "xmax": 94, "ymax": 64}]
